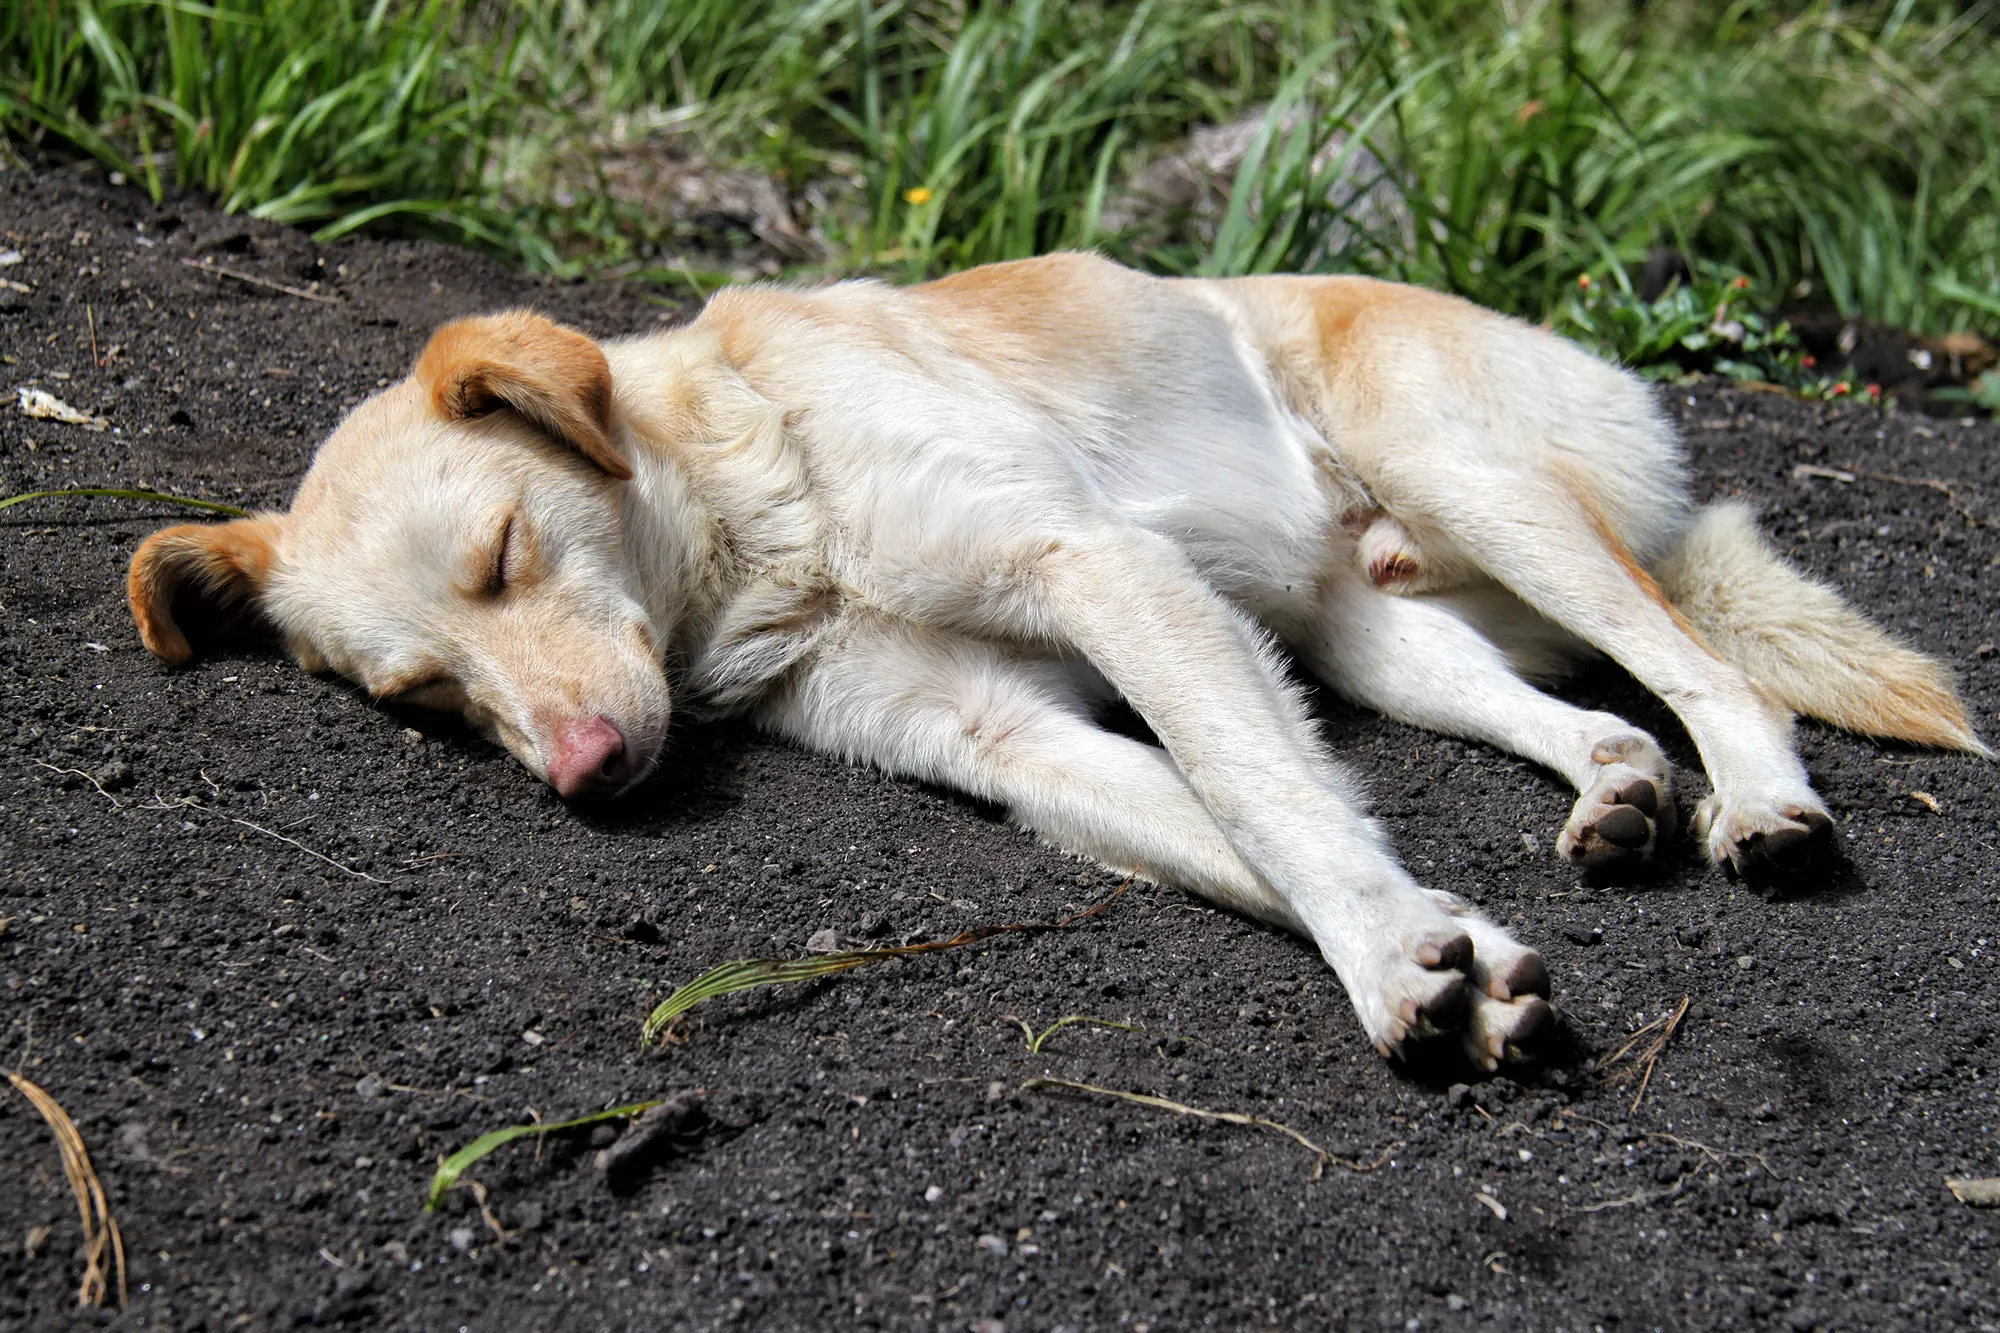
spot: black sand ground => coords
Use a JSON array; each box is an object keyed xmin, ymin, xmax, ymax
[{"xmin": 2, "ymin": 164, "xmax": 1997, "ymax": 1333}]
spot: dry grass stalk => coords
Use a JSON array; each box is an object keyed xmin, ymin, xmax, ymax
[
  {"xmin": 1025, "ymin": 1076, "xmax": 1394, "ymax": 1181},
  {"xmin": 1594, "ymin": 995, "xmax": 1691, "ymax": 1113},
  {"xmin": 6, "ymin": 1072, "xmax": 127, "ymax": 1308}
]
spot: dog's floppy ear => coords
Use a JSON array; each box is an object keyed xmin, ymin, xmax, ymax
[
  {"xmin": 128, "ymin": 514, "xmax": 287, "ymax": 665},
  {"xmin": 415, "ymin": 311, "xmax": 633, "ymax": 481}
]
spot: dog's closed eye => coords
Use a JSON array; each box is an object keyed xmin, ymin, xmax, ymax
[{"xmin": 477, "ymin": 512, "xmax": 515, "ymax": 598}]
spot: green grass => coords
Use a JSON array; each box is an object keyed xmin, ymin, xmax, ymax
[{"xmin": 6, "ymin": 1, "xmax": 1999, "ymax": 358}]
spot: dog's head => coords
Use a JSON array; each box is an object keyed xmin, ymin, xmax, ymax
[{"xmin": 127, "ymin": 311, "xmax": 672, "ymax": 799}]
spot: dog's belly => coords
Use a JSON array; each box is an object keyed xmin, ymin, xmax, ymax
[{"xmin": 1068, "ymin": 373, "xmax": 1349, "ymax": 629}]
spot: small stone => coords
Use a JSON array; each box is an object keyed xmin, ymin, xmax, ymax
[
  {"xmin": 856, "ymin": 912, "xmax": 890, "ymax": 938},
  {"xmin": 985, "ymin": 1080, "xmax": 1007, "ymax": 1102},
  {"xmin": 401, "ymin": 728, "xmax": 423, "ymax": 745},
  {"xmin": 805, "ymin": 927, "xmax": 840, "ymax": 954},
  {"xmin": 975, "ymin": 1233, "xmax": 1008, "ymax": 1256},
  {"xmin": 1518, "ymin": 832, "xmax": 1539, "ymax": 855},
  {"xmin": 92, "ymin": 759, "xmax": 134, "ymax": 791},
  {"xmin": 1446, "ymin": 1294, "xmax": 1469, "ymax": 1312},
  {"xmin": 447, "ymin": 1227, "xmax": 475, "ymax": 1251},
  {"xmin": 353, "ymin": 1074, "xmax": 386, "ymax": 1100},
  {"xmin": 972, "ymin": 1320, "xmax": 1007, "ymax": 1333},
  {"xmin": 923, "ymin": 1185, "xmax": 943, "ymax": 1204},
  {"xmin": 1446, "ymin": 1083, "xmax": 1473, "ymax": 1109},
  {"xmin": 1562, "ymin": 926, "xmax": 1602, "ymax": 947},
  {"xmin": 1736, "ymin": 955, "xmax": 1755, "ymax": 970},
  {"xmin": 1975, "ymin": 642, "xmax": 1996, "ymax": 659}
]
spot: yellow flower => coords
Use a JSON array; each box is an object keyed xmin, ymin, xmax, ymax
[{"xmin": 903, "ymin": 186, "xmax": 934, "ymax": 205}]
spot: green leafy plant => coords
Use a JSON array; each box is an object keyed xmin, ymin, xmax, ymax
[
  {"xmin": 8, "ymin": 1, "xmax": 2000, "ymax": 372},
  {"xmin": 1553, "ymin": 271, "xmax": 1809, "ymax": 385}
]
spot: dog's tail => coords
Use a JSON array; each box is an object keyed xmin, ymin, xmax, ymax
[{"xmin": 1654, "ymin": 502, "xmax": 1989, "ymax": 756}]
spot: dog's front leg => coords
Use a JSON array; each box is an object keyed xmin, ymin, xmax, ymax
[
  {"xmin": 761, "ymin": 617, "xmax": 1548, "ymax": 1068},
  {"xmin": 891, "ymin": 527, "xmax": 1548, "ymax": 1060}
]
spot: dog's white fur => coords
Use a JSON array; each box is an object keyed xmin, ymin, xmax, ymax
[{"xmin": 128, "ymin": 254, "xmax": 1987, "ymax": 1068}]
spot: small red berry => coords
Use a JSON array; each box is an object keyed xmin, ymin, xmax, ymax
[
  {"xmin": 1801, "ymin": 355, "xmax": 1816, "ymax": 368},
  {"xmin": 1830, "ymin": 382, "xmax": 1851, "ymax": 396},
  {"xmin": 1731, "ymin": 276, "xmax": 1750, "ymax": 290},
  {"xmin": 1577, "ymin": 274, "xmax": 1592, "ymax": 290}
]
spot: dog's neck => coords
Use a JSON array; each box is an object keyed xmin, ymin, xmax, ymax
[{"xmin": 610, "ymin": 329, "xmax": 840, "ymax": 714}]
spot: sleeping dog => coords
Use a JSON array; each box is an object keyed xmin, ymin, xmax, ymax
[{"xmin": 127, "ymin": 254, "xmax": 1987, "ymax": 1068}]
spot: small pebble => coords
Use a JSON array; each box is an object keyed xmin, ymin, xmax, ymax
[
  {"xmin": 1736, "ymin": 955, "xmax": 1755, "ymax": 970},
  {"xmin": 975, "ymin": 1234, "xmax": 1008, "ymax": 1256},
  {"xmin": 805, "ymin": 927, "xmax": 839, "ymax": 953},
  {"xmin": 448, "ymin": 1227, "xmax": 474, "ymax": 1252}
]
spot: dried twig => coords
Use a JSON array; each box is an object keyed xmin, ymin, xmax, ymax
[
  {"xmin": 6, "ymin": 1072, "xmax": 127, "ymax": 1308},
  {"xmin": 231, "ymin": 816, "xmax": 389, "ymax": 884},
  {"xmin": 180, "ymin": 257, "xmax": 340, "ymax": 304},
  {"xmin": 1593, "ymin": 995, "xmax": 1690, "ymax": 1113},
  {"xmin": 1846, "ymin": 466, "xmax": 1990, "ymax": 528},
  {"xmin": 1024, "ymin": 1076, "xmax": 1395, "ymax": 1181},
  {"xmin": 32, "ymin": 762, "xmax": 126, "ymax": 809},
  {"xmin": 1574, "ymin": 1176, "xmax": 1688, "ymax": 1214}
]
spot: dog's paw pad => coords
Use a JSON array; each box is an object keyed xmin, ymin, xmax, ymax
[
  {"xmin": 1360, "ymin": 918, "xmax": 1475, "ymax": 1059},
  {"xmin": 1425, "ymin": 892, "xmax": 1550, "ymax": 1002},
  {"xmin": 1462, "ymin": 993, "xmax": 1551, "ymax": 1071},
  {"xmin": 1556, "ymin": 740, "xmax": 1675, "ymax": 874},
  {"xmin": 1697, "ymin": 796, "xmax": 1835, "ymax": 881}
]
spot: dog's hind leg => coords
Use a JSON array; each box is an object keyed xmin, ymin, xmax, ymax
[
  {"xmin": 759, "ymin": 620, "xmax": 1549, "ymax": 1068},
  {"xmin": 1302, "ymin": 569, "xmax": 1676, "ymax": 874},
  {"xmin": 1371, "ymin": 451, "xmax": 1829, "ymax": 880}
]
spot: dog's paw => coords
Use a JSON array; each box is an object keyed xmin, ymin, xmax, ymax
[
  {"xmin": 1340, "ymin": 898, "xmax": 1473, "ymax": 1060},
  {"xmin": 1695, "ymin": 791, "xmax": 1835, "ymax": 881},
  {"xmin": 1556, "ymin": 735, "xmax": 1675, "ymax": 874},
  {"xmin": 1425, "ymin": 891, "xmax": 1552, "ymax": 1070},
  {"xmin": 1463, "ymin": 990, "xmax": 1551, "ymax": 1071}
]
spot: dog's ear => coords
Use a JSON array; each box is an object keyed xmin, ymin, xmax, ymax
[
  {"xmin": 128, "ymin": 514, "xmax": 287, "ymax": 665},
  {"xmin": 415, "ymin": 311, "xmax": 633, "ymax": 481}
]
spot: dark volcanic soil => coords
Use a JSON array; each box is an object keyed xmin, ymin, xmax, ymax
[{"xmin": 2, "ymin": 163, "xmax": 1998, "ymax": 1333}]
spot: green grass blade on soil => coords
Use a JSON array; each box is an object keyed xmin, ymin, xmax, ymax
[
  {"xmin": 640, "ymin": 881, "xmax": 1129, "ymax": 1048},
  {"xmin": 425, "ymin": 1100, "xmax": 661, "ymax": 1210},
  {"xmin": 0, "ymin": 487, "xmax": 250, "ymax": 518}
]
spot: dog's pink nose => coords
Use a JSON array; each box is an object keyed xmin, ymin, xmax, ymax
[{"xmin": 547, "ymin": 715, "xmax": 633, "ymax": 799}]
